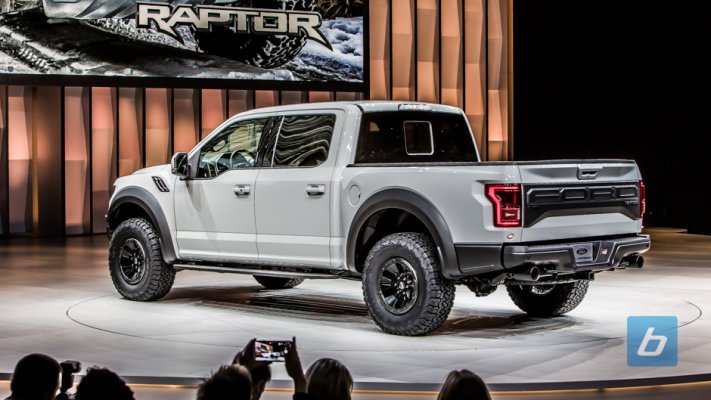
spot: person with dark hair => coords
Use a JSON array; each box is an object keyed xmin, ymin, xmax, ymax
[
  {"xmin": 233, "ymin": 338, "xmax": 273, "ymax": 400},
  {"xmin": 197, "ymin": 364, "xmax": 252, "ymax": 400},
  {"xmin": 437, "ymin": 370, "xmax": 491, "ymax": 400},
  {"xmin": 285, "ymin": 338, "xmax": 353, "ymax": 400},
  {"xmin": 74, "ymin": 367, "xmax": 135, "ymax": 400},
  {"xmin": 303, "ymin": 358, "xmax": 353, "ymax": 400},
  {"xmin": 6, "ymin": 353, "xmax": 60, "ymax": 400}
]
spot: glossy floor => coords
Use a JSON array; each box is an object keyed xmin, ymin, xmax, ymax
[{"xmin": 0, "ymin": 228, "xmax": 710, "ymax": 397}]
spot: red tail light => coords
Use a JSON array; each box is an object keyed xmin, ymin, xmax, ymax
[
  {"xmin": 639, "ymin": 180, "xmax": 646, "ymax": 218},
  {"xmin": 485, "ymin": 184, "xmax": 522, "ymax": 227}
]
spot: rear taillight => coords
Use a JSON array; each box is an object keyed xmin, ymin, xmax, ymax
[
  {"xmin": 639, "ymin": 180, "xmax": 646, "ymax": 218},
  {"xmin": 485, "ymin": 184, "xmax": 522, "ymax": 227}
]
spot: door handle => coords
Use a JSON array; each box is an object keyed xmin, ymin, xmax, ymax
[
  {"xmin": 306, "ymin": 184, "xmax": 326, "ymax": 196},
  {"xmin": 233, "ymin": 184, "xmax": 251, "ymax": 196}
]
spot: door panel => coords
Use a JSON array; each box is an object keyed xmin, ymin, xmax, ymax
[
  {"xmin": 174, "ymin": 170, "xmax": 259, "ymax": 261},
  {"xmin": 174, "ymin": 116, "xmax": 278, "ymax": 261},
  {"xmin": 255, "ymin": 112, "xmax": 342, "ymax": 268}
]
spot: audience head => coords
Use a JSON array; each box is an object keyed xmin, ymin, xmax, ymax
[
  {"xmin": 232, "ymin": 338, "xmax": 273, "ymax": 400},
  {"xmin": 74, "ymin": 367, "xmax": 135, "ymax": 400},
  {"xmin": 248, "ymin": 364, "xmax": 271, "ymax": 400},
  {"xmin": 197, "ymin": 364, "xmax": 253, "ymax": 400},
  {"xmin": 304, "ymin": 358, "xmax": 353, "ymax": 400},
  {"xmin": 9, "ymin": 353, "xmax": 61, "ymax": 400},
  {"xmin": 437, "ymin": 369, "xmax": 491, "ymax": 400}
]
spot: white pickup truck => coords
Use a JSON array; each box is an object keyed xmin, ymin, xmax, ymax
[{"xmin": 107, "ymin": 101, "xmax": 650, "ymax": 335}]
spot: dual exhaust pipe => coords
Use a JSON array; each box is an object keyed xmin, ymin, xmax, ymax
[
  {"xmin": 510, "ymin": 266, "xmax": 542, "ymax": 282},
  {"xmin": 508, "ymin": 255, "xmax": 645, "ymax": 282},
  {"xmin": 621, "ymin": 255, "xmax": 645, "ymax": 269}
]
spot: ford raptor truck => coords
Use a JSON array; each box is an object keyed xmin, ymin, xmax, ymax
[{"xmin": 106, "ymin": 101, "xmax": 651, "ymax": 336}]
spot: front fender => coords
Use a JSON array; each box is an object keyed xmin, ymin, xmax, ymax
[{"xmin": 108, "ymin": 186, "xmax": 178, "ymax": 263}]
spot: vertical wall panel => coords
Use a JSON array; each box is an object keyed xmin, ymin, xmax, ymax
[
  {"xmin": 280, "ymin": 91, "xmax": 303, "ymax": 105},
  {"xmin": 34, "ymin": 87, "xmax": 63, "ymax": 236},
  {"xmin": 0, "ymin": 86, "xmax": 7, "ymax": 236},
  {"xmin": 118, "ymin": 88, "xmax": 144, "ymax": 177},
  {"xmin": 308, "ymin": 92, "xmax": 334, "ymax": 103},
  {"xmin": 65, "ymin": 87, "xmax": 91, "ymax": 235},
  {"xmin": 145, "ymin": 88, "xmax": 171, "ymax": 167},
  {"xmin": 201, "ymin": 89, "xmax": 226, "ymax": 138},
  {"xmin": 416, "ymin": 0, "xmax": 440, "ymax": 103},
  {"xmin": 365, "ymin": 0, "xmax": 511, "ymax": 160},
  {"xmin": 391, "ymin": 0, "xmax": 416, "ymax": 100},
  {"xmin": 173, "ymin": 88, "xmax": 199, "ymax": 152},
  {"xmin": 255, "ymin": 90, "xmax": 278, "ymax": 108},
  {"xmin": 228, "ymin": 90, "xmax": 254, "ymax": 116},
  {"xmin": 369, "ymin": 0, "xmax": 390, "ymax": 99},
  {"xmin": 8, "ymin": 86, "xmax": 33, "ymax": 234},
  {"xmin": 487, "ymin": 0, "xmax": 509, "ymax": 160},
  {"xmin": 441, "ymin": 0, "xmax": 463, "ymax": 108},
  {"xmin": 335, "ymin": 92, "xmax": 364, "ymax": 101},
  {"xmin": 91, "ymin": 87, "xmax": 117, "ymax": 234},
  {"xmin": 465, "ymin": 0, "xmax": 487, "ymax": 155}
]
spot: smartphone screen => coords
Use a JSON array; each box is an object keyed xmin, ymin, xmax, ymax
[{"xmin": 254, "ymin": 339, "xmax": 291, "ymax": 362}]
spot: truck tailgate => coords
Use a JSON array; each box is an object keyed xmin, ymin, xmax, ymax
[{"xmin": 517, "ymin": 161, "xmax": 643, "ymax": 242}]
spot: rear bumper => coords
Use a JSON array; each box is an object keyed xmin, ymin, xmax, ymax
[
  {"xmin": 454, "ymin": 234, "xmax": 651, "ymax": 277},
  {"xmin": 502, "ymin": 234, "xmax": 651, "ymax": 271}
]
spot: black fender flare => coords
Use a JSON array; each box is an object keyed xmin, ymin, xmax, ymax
[
  {"xmin": 107, "ymin": 187, "xmax": 177, "ymax": 264},
  {"xmin": 346, "ymin": 188, "xmax": 461, "ymax": 279}
]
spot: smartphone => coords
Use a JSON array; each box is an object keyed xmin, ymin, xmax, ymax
[{"xmin": 254, "ymin": 339, "xmax": 291, "ymax": 362}]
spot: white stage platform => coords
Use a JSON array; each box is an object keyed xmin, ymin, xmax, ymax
[{"xmin": 0, "ymin": 228, "xmax": 710, "ymax": 392}]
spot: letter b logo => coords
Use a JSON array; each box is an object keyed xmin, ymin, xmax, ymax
[{"xmin": 627, "ymin": 316, "xmax": 678, "ymax": 367}]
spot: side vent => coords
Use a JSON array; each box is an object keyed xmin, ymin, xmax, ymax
[{"xmin": 152, "ymin": 176, "xmax": 170, "ymax": 193}]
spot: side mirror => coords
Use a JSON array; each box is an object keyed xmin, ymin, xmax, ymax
[{"xmin": 171, "ymin": 152, "xmax": 189, "ymax": 179}]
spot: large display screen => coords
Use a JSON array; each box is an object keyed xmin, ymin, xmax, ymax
[{"xmin": 0, "ymin": 0, "xmax": 365, "ymax": 89}]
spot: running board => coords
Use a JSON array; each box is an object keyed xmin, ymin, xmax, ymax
[{"xmin": 173, "ymin": 264, "xmax": 342, "ymax": 279}]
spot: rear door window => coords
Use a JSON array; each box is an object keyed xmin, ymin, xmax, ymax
[{"xmin": 272, "ymin": 114, "xmax": 336, "ymax": 167}]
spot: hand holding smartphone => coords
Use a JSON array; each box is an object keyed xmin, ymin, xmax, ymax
[{"xmin": 254, "ymin": 339, "xmax": 292, "ymax": 362}]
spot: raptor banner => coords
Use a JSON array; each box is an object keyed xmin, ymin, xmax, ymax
[{"xmin": 0, "ymin": 0, "xmax": 364, "ymax": 85}]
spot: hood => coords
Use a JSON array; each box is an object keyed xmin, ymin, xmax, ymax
[{"xmin": 131, "ymin": 164, "xmax": 171, "ymax": 175}]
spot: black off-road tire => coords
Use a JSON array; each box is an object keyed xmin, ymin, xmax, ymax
[
  {"xmin": 194, "ymin": 0, "xmax": 317, "ymax": 69},
  {"xmin": 108, "ymin": 218, "xmax": 175, "ymax": 301},
  {"xmin": 362, "ymin": 233, "xmax": 455, "ymax": 336},
  {"xmin": 253, "ymin": 275, "xmax": 305, "ymax": 289},
  {"xmin": 506, "ymin": 280, "xmax": 589, "ymax": 317}
]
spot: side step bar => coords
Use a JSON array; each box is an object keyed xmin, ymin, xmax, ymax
[{"xmin": 173, "ymin": 264, "xmax": 342, "ymax": 279}]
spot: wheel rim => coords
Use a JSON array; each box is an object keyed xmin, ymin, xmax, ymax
[
  {"xmin": 119, "ymin": 238, "xmax": 146, "ymax": 285},
  {"xmin": 378, "ymin": 257, "xmax": 419, "ymax": 315},
  {"xmin": 529, "ymin": 284, "xmax": 555, "ymax": 296}
]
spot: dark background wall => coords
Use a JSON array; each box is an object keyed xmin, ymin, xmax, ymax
[{"xmin": 514, "ymin": 0, "xmax": 711, "ymax": 233}]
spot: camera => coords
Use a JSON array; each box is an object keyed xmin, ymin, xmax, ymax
[
  {"xmin": 56, "ymin": 360, "xmax": 82, "ymax": 400},
  {"xmin": 254, "ymin": 339, "xmax": 291, "ymax": 362}
]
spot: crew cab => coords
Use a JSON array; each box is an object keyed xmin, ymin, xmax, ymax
[{"xmin": 106, "ymin": 101, "xmax": 650, "ymax": 335}]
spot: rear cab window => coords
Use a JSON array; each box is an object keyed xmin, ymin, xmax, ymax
[{"xmin": 355, "ymin": 111, "xmax": 479, "ymax": 164}]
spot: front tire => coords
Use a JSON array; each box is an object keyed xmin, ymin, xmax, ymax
[
  {"xmin": 108, "ymin": 218, "xmax": 175, "ymax": 301},
  {"xmin": 506, "ymin": 281, "xmax": 589, "ymax": 317},
  {"xmin": 362, "ymin": 233, "xmax": 455, "ymax": 336},
  {"xmin": 253, "ymin": 275, "xmax": 304, "ymax": 289}
]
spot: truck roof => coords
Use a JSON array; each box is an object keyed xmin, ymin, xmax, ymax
[{"xmin": 235, "ymin": 101, "xmax": 463, "ymax": 117}]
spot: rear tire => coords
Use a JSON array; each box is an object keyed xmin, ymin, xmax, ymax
[
  {"xmin": 108, "ymin": 218, "xmax": 175, "ymax": 301},
  {"xmin": 506, "ymin": 281, "xmax": 589, "ymax": 317},
  {"xmin": 254, "ymin": 275, "xmax": 305, "ymax": 289},
  {"xmin": 362, "ymin": 232, "xmax": 455, "ymax": 336}
]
